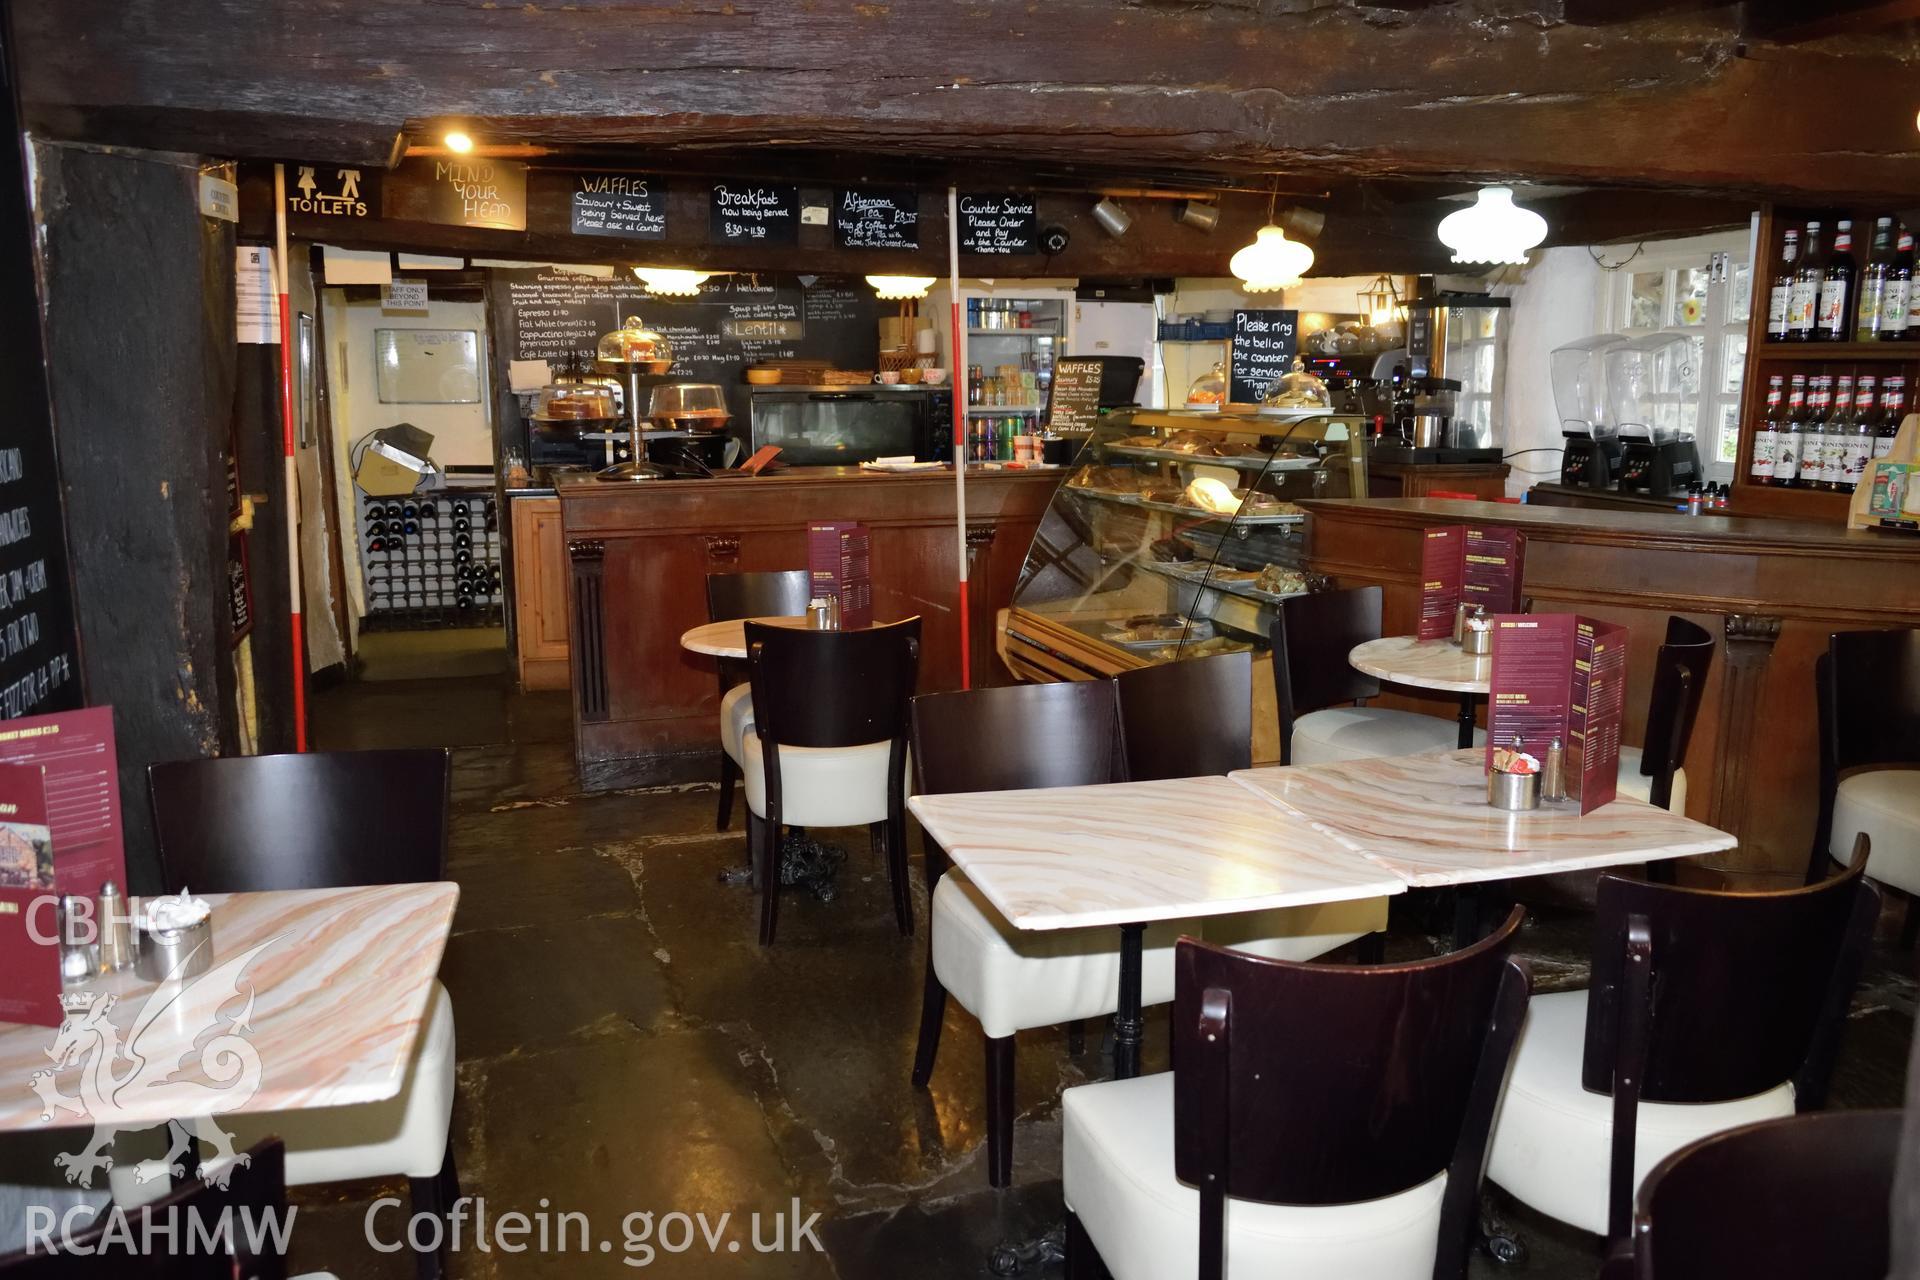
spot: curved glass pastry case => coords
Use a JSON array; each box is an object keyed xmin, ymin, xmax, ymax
[{"xmin": 1001, "ymin": 406, "xmax": 1366, "ymax": 679}]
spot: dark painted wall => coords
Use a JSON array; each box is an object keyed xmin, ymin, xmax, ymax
[{"xmin": 33, "ymin": 141, "xmax": 239, "ymax": 891}]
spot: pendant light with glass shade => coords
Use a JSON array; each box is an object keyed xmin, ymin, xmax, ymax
[
  {"xmin": 1230, "ymin": 182, "xmax": 1315, "ymax": 293},
  {"xmin": 632, "ymin": 267, "xmax": 711, "ymax": 296},
  {"xmin": 1436, "ymin": 186, "xmax": 1548, "ymax": 265},
  {"xmin": 866, "ymin": 274, "xmax": 937, "ymax": 300}
]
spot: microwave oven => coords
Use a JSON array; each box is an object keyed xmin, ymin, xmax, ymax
[{"xmin": 748, "ymin": 386, "xmax": 953, "ymax": 466}]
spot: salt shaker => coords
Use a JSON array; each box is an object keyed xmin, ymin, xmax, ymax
[
  {"xmin": 96, "ymin": 880, "xmax": 135, "ymax": 973},
  {"xmin": 56, "ymin": 895, "xmax": 98, "ymax": 984}
]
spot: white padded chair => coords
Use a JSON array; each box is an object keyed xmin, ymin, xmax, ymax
[
  {"xmin": 1486, "ymin": 856, "xmax": 1879, "ymax": 1243},
  {"xmin": 911, "ymin": 673, "xmax": 1392, "ymax": 1187},
  {"xmin": 1065, "ymin": 915, "xmax": 1530, "ymax": 1280},
  {"xmin": 740, "ymin": 616, "xmax": 921, "ymax": 947},
  {"xmin": 705, "ymin": 569, "xmax": 814, "ymax": 833},
  {"xmin": 1812, "ymin": 631, "xmax": 1920, "ymax": 942}
]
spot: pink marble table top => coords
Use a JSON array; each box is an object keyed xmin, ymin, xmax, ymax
[
  {"xmin": 1349, "ymin": 635, "xmax": 1492, "ymax": 694},
  {"xmin": 908, "ymin": 776, "xmax": 1406, "ymax": 932},
  {"xmin": 1231, "ymin": 750, "xmax": 1737, "ymax": 888},
  {"xmin": 0, "ymin": 883, "xmax": 458, "ymax": 1132}
]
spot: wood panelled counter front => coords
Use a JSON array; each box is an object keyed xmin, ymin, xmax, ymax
[
  {"xmin": 1302, "ymin": 498, "xmax": 1920, "ymax": 887},
  {"xmin": 557, "ymin": 466, "xmax": 1063, "ymax": 787}
]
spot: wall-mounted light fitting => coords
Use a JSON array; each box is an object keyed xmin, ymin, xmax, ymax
[
  {"xmin": 1090, "ymin": 198, "xmax": 1132, "ymax": 239},
  {"xmin": 1174, "ymin": 200, "xmax": 1220, "ymax": 233},
  {"xmin": 443, "ymin": 130, "xmax": 475, "ymax": 154},
  {"xmin": 633, "ymin": 267, "xmax": 711, "ymax": 296},
  {"xmin": 865, "ymin": 275, "xmax": 936, "ymax": 300}
]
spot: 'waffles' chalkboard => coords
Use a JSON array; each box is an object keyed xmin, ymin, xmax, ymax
[
  {"xmin": 1228, "ymin": 309, "xmax": 1299, "ymax": 405},
  {"xmin": 1047, "ymin": 359, "xmax": 1106, "ymax": 433}
]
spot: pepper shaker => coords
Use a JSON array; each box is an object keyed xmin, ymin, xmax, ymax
[{"xmin": 1543, "ymin": 737, "xmax": 1567, "ymax": 802}]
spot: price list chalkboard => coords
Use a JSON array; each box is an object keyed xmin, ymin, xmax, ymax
[
  {"xmin": 1228, "ymin": 309, "xmax": 1299, "ymax": 405},
  {"xmin": 569, "ymin": 173, "xmax": 667, "ymax": 240},
  {"xmin": 833, "ymin": 188, "xmax": 919, "ymax": 250},
  {"xmin": 1047, "ymin": 359, "xmax": 1106, "ymax": 434},
  {"xmin": 957, "ymin": 194, "xmax": 1038, "ymax": 255},
  {"xmin": 710, "ymin": 183, "xmax": 799, "ymax": 246}
]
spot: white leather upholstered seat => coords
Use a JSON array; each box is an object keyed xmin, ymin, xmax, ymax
[
  {"xmin": 1291, "ymin": 706, "xmax": 1485, "ymax": 766},
  {"xmin": 932, "ymin": 873, "xmax": 1387, "ymax": 1039},
  {"xmin": 742, "ymin": 734, "xmax": 899, "ymax": 828},
  {"xmin": 1829, "ymin": 768, "xmax": 1920, "ymax": 896},
  {"xmin": 1486, "ymin": 989, "xmax": 1795, "ymax": 1237},
  {"xmin": 1064, "ymin": 1072, "xmax": 1450, "ymax": 1280},
  {"xmin": 1614, "ymin": 745, "xmax": 1688, "ymax": 812},
  {"xmin": 720, "ymin": 682, "xmax": 755, "ymax": 766}
]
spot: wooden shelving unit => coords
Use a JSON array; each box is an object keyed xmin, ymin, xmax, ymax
[{"xmin": 1733, "ymin": 203, "xmax": 1920, "ymax": 521}]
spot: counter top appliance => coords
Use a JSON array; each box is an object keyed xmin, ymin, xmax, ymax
[
  {"xmin": 1552, "ymin": 335, "xmax": 1627, "ymax": 490},
  {"xmin": 1604, "ymin": 333, "xmax": 1701, "ymax": 497},
  {"xmin": 748, "ymin": 384, "xmax": 954, "ymax": 466}
]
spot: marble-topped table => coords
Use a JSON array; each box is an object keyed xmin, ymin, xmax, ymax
[
  {"xmin": 1231, "ymin": 749, "xmax": 1737, "ymax": 887},
  {"xmin": 678, "ymin": 615, "xmax": 807, "ymax": 660},
  {"xmin": 909, "ymin": 776, "xmax": 1406, "ymax": 1077},
  {"xmin": 1349, "ymin": 635, "xmax": 1491, "ymax": 748},
  {"xmin": 0, "ymin": 883, "xmax": 459, "ymax": 1133}
]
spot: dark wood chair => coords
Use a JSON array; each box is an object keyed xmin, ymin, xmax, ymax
[
  {"xmin": 1064, "ymin": 908, "xmax": 1531, "ymax": 1280},
  {"xmin": 1274, "ymin": 585, "xmax": 1466, "ymax": 765},
  {"xmin": 148, "ymin": 748, "xmax": 450, "ymax": 889},
  {"xmin": 1809, "ymin": 629, "xmax": 1920, "ymax": 939},
  {"xmin": 1487, "ymin": 838, "xmax": 1881, "ymax": 1245},
  {"xmin": 1630, "ymin": 616, "xmax": 1714, "ymax": 813},
  {"xmin": 743, "ymin": 616, "xmax": 921, "ymax": 947},
  {"xmin": 1113, "ymin": 649, "xmax": 1251, "ymax": 780},
  {"xmin": 706, "ymin": 569, "xmax": 813, "ymax": 832},
  {"xmin": 146, "ymin": 749, "xmax": 456, "ymax": 1280},
  {"xmin": 0, "ymin": 1140, "xmax": 289, "ymax": 1277}
]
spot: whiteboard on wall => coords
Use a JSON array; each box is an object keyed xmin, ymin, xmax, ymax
[{"xmin": 374, "ymin": 328, "xmax": 482, "ymax": 404}]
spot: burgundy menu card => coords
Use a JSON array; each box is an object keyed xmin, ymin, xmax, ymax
[
  {"xmin": 1569, "ymin": 619, "xmax": 1630, "ymax": 814},
  {"xmin": 1463, "ymin": 526, "xmax": 1526, "ymax": 615},
  {"xmin": 1418, "ymin": 526, "xmax": 1464, "ymax": 640},
  {"xmin": 0, "ymin": 888, "xmax": 62, "ymax": 1027},
  {"xmin": 1486, "ymin": 614, "xmax": 1628, "ymax": 814},
  {"xmin": 0, "ymin": 707, "xmax": 125, "ymax": 897},
  {"xmin": 807, "ymin": 521, "xmax": 873, "ymax": 630}
]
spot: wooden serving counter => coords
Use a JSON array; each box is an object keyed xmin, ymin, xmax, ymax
[
  {"xmin": 1303, "ymin": 497, "xmax": 1920, "ymax": 886},
  {"xmin": 556, "ymin": 465, "xmax": 1064, "ymax": 787}
]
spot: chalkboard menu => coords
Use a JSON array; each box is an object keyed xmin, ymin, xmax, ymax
[
  {"xmin": 710, "ymin": 183, "xmax": 799, "ymax": 246},
  {"xmin": 1228, "ymin": 309, "xmax": 1299, "ymax": 405},
  {"xmin": 1047, "ymin": 359, "xmax": 1106, "ymax": 434},
  {"xmin": 957, "ymin": 194, "xmax": 1038, "ymax": 255},
  {"xmin": 833, "ymin": 188, "xmax": 919, "ymax": 250},
  {"xmin": 418, "ymin": 158, "xmax": 527, "ymax": 231},
  {"xmin": 570, "ymin": 173, "xmax": 667, "ymax": 240}
]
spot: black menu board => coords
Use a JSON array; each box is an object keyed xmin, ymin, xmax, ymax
[
  {"xmin": 569, "ymin": 173, "xmax": 667, "ymax": 240},
  {"xmin": 833, "ymin": 188, "xmax": 919, "ymax": 250},
  {"xmin": 957, "ymin": 193, "xmax": 1039, "ymax": 255},
  {"xmin": 1228, "ymin": 309, "xmax": 1299, "ymax": 405},
  {"xmin": 419, "ymin": 157, "xmax": 527, "ymax": 231},
  {"xmin": 710, "ymin": 183, "xmax": 799, "ymax": 246},
  {"xmin": 1047, "ymin": 359, "xmax": 1106, "ymax": 434}
]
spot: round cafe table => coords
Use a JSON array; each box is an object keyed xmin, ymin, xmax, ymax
[
  {"xmin": 1347, "ymin": 635, "xmax": 1491, "ymax": 749},
  {"xmin": 677, "ymin": 614, "xmax": 808, "ymax": 660}
]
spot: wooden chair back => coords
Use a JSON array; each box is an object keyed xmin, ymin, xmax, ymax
[
  {"xmin": 910, "ymin": 680, "xmax": 1122, "ymax": 798},
  {"xmin": 149, "ymin": 749, "xmax": 450, "ymax": 892},
  {"xmin": 705, "ymin": 569, "xmax": 813, "ymax": 624},
  {"xmin": 1637, "ymin": 616, "xmax": 1715, "ymax": 810},
  {"xmin": 1174, "ymin": 908, "xmax": 1531, "ymax": 1280},
  {"xmin": 745, "ymin": 617, "xmax": 921, "ymax": 751},
  {"xmin": 1811, "ymin": 627, "xmax": 1920, "ymax": 880},
  {"xmin": 1273, "ymin": 586, "xmax": 1385, "ymax": 764},
  {"xmin": 1114, "ymin": 650, "xmax": 1252, "ymax": 781}
]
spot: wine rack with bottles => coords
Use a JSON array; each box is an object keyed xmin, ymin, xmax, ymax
[
  {"xmin": 357, "ymin": 489, "xmax": 504, "ymax": 630},
  {"xmin": 1735, "ymin": 203, "xmax": 1920, "ymax": 519}
]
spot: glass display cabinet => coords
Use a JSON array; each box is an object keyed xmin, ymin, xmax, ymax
[{"xmin": 1001, "ymin": 406, "xmax": 1367, "ymax": 679}]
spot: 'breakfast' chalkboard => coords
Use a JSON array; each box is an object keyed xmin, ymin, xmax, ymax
[
  {"xmin": 833, "ymin": 188, "xmax": 919, "ymax": 250},
  {"xmin": 570, "ymin": 174, "xmax": 667, "ymax": 240},
  {"xmin": 957, "ymin": 194, "xmax": 1038, "ymax": 255},
  {"xmin": 1228, "ymin": 309, "xmax": 1299, "ymax": 405},
  {"xmin": 710, "ymin": 183, "xmax": 799, "ymax": 246},
  {"xmin": 1047, "ymin": 359, "xmax": 1106, "ymax": 433}
]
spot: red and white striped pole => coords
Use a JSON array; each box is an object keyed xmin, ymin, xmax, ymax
[
  {"xmin": 271, "ymin": 164, "xmax": 307, "ymax": 751},
  {"xmin": 947, "ymin": 187, "xmax": 970, "ymax": 690}
]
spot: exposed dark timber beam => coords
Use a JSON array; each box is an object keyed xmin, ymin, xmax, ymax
[
  {"xmin": 1746, "ymin": 0, "xmax": 1920, "ymax": 43},
  {"xmin": 15, "ymin": 1, "xmax": 1920, "ymax": 202}
]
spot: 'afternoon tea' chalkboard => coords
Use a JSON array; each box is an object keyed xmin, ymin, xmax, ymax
[
  {"xmin": 1227, "ymin": 309, "xmax": 1299, "ymax": 405},
  {"xmin": 833, "ymin": 188, "xmax": 919, "ymax": 250},
  {"xmin": 710, "ymin": 183, "xmax": 799, "ymax": 246},
  {"xmin": 569, "ymin": 173, "xmax": 667, "ymax": 240},
  {"xmin": 957, "ymin": 194, "xmax": 1038, "ymax": 255}
]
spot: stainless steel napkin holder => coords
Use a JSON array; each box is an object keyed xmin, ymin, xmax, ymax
[
  {"xmin": 136, "ymin": 917, "xmax": 213, "ymax": 982},
  {"xmin": 1487, "ymin": 769, "xmax": 1541, "ymax": 812}
]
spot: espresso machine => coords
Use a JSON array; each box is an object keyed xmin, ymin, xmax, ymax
[
  {"xmin": 1368, "ymin": 287, "xmax": 1506, "ymax": 464},
  {"xmin": 1604, "ymin": 333, "xmax": 1702, "ymax": 497},
  {"xmin": 1550, "ymin": 335, "xmax": 1627, "ymax": 490}
]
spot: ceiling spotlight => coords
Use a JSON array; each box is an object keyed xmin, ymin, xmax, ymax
[
  {"xmin": 1230, "ymin": 224, "xmax": 1315, "ymax": 293},
  {"xmin": 633, "ymin": 267, "xmax": 711, "ymax": 296},
  {"xmin": 865, "ymin": 275, "xmax": 936, "ymax": 300},
  {"xmin": 1174, "ymin": 200, "xmax": 1220, "ymax": 233},
  {"xmin": 443, "ymin": 130, "xmax": 475, "ymax": 154},
  {"xmin": 1091, "ymin": 198, "xmax": 1133, "ymax": 239},
  {"xmin": 1437, "ymin": 186, "xmax": 1548, "ymax": 265}
]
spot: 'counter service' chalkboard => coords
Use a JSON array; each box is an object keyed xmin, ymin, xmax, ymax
[
  {"xmin": 833, "ymin": 188, "xmax": 919, "ymax": 250},
  {"xmin": 957, "ymin": 194, "xmax": 1038, "ymax": 255},
  {"xmin": 1228, "ymin": 309, "xmax": 1299, "ymax": 405},
  {"xmin": 711, "ymin": 184, "xmax": 799, "ymax": 246},
  {"xmin": 570, "ymin": 174, "xmax": 667, "ymax": 240}
]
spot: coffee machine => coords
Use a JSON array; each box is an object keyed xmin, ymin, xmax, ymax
[
  {"xmin": 1604, "ymin": 333, "xmax": 1702, "ymax": 497},
  {"xmin": 1368, "ymin": 287, "xmax": 1507, "ymax": 464},
  {"xmin": 1550, "ymin": 335, "xmax": 1627, "ymax": 489}
]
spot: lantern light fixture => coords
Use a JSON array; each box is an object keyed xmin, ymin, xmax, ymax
[
  {"xmin": 865, "ymin": 274, "xmax": 936, "ymax": 300},
  {"xmin": 632, "ymin": 267, "xmax": 711, "ymax": 296},
  {"xmin": 1229, "ymin": 224, "xmax": 1315, "ymax": 293},
  {"xmin": 1436, "ymin": 186, "xmax": 1548, "ymax": 266}
]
